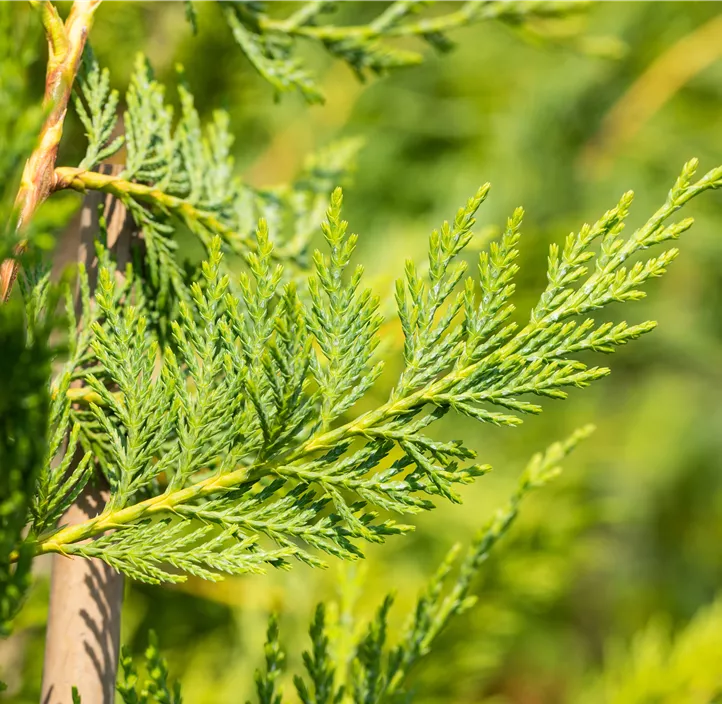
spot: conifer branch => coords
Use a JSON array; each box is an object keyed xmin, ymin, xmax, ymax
[
  {"xmin": 262, "ymin": 1, "xmax": 581, "ymax": 42},
  {"xmin": 23, "ymin": 159, "xmax": 722, "ymax": 584},
  {"xmin": 117, "ymin": 427, "xmax": 589, "ymax": 702},
  {"xmin": 116, "ymin": 631, "xmax": 182, "ymax": 704},
  {"xmin": 52, "ymin": 51, "xmax": 363, "ymax": 313},
  {"xmin": 383, "ymin": 425, "xmax": 594, "ymax": 699},
  {"xmin": 222, "ymin": 0, "xmax": 590, "ymax": 102},
  {"xmin": 7, "ymin": 3, "xmax": 714, "ymax": 699},
  {"xmin": 53, "ymin": 165, "xmax": 258, "ymax": 256}
]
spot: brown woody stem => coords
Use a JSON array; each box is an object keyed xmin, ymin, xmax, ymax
[{"xmin": 0, "ymin": 0, "xmax": 101, "ymax": 303}]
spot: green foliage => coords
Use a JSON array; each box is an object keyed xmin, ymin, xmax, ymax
[
  {"xmin": 0, "ymin": 296, "xmax": 52, "ymax": 638},
  {"xmin": 253, "ymin": 616, "xmax": 286, "ymax": 704},
  {"xmin": 380, "ymin": 426, "xmax": 594, "ymax": 701},
  {"xmin": 29, "ymin": 158, "xmax": 722, "ymax": 586},
  {"xmin": 218, "ymin": 1, "xmax": 590, "ymax": 103},
  {"xmin": 307, "ymin": 188, "xmax": 383, "ymax": 430},
  {"xmin": 582, "ymin": 595, "xmax": 722, "ymax": 704},
  {"xmin": 294, "ymin": 606, "xmax": 337, "ymax": 704},
  {"xmin": 117, "ymin": 631, "xmax": 183, "ymax": 704},
  {"xmin": 24, "ymin": 271, "xmax": 93, "ymax": 537},
  {"xmin": 69, "ymin": 51, "xmax": 361, "ymax": 316},
  {"xmin": 0, "ymin": 4, "xmax": 55, "ymax": 651},
  {"xmin": 117, "ymin": 427, "xmax": 590, "ymax": 701},
  {"xmin": 4, "ymin": 3, "xmax": 722, "ymax": 702},
  {"xmin": 74, "ymin": 47, "xmax": 124, "ymax": 171}
]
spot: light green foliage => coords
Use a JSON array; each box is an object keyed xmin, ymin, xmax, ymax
[
  {"xmin": 582, "ymin": 595, "xmax": 722, "ymax": 704},
  {"xmin": 116, "ymin": 428, "xmax": 590, "ymax": 701},
  {"xmin": 219, "ymin": 1, "xmax": 588, "ymax": 103},
  {"xmin": 254, "ymin": 616, "xmax": 286, "ymax": 704},
  {"xmin": 70, "ymin": 52, "xmax": 361, "ymax": 316},
  {"xmin": 54, "ymin": 648, "xmax": 158, "ymax": 702},
  {"xmin": 4, "ymin": 3, "xmax": 722, "ymax": 702},
  {"xmin": 24, "ymin": 269, "xmax": 93, "ymax": 537},
  {"xmin": 117, "ymin": 631, "xmax": 183, "ymax": 704},
  {"xmin": 258, "ymin": 137, "xmax": 364, "ymax": 267},
  {"xmin": 308, "ymin": 188, "xmax": 383, "ymax": 430},
  {"xmin": 74, "ymin": 48, "xmax": 124, "ymax": 171},
  {"xmin": 29, "ymin": 159, "xmax": 722, "ymax": 585},
  {"xmin": 378, "ymin": 426, "xmax": 594, "ymax": 701},
  {"xmin": 27, "ymin": 222, "xmax": 142, "ymax": 538}
]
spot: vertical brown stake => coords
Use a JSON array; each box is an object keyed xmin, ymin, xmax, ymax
[{"xmin": 41, "ymin": 165, "xmax": 136, "ymax": 704}]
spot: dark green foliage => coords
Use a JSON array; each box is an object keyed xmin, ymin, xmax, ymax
[
  {"xmin": 294, "ymin": 606, "xmax": 339, "ymax": 704},
  {"xmin": 223, "ymin": 2, "xmax": 324, "ymax": 105},
  {"xmin": 0, "ymin": 297, "xmax": 52, "ymax": 637},
  {"xmin": 0, "ymin": 10, "xmax": 57, "ymax": 638}
]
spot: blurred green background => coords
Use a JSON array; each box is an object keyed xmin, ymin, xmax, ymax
[{"xmin": 3, "ymin": 2, "xmax": 722, "ymax": 702}]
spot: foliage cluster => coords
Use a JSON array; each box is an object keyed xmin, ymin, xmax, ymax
[{"xmin": 2, "ymin": 2, "xmax": 722, "ymax": 703}]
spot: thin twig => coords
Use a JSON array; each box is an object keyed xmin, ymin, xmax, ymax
[{"xmin": 53, "ymin": 165, "xmax": 256, "ymax": 254}]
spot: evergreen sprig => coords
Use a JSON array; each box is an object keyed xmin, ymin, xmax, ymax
[
  {"xmin": 5, "ymin": 1, "xmax": 720, "ymax": 701},
  {"xmin": 61, "ymin": 52, "xmax": 361, "ymax": 315},
  {"xmin": 73, "ymin": 48, "xmax": 124, "ymax": 171},
  {"xmin": 25, "ymin": 158, "xmax": 722, "ymax": 585},
  {"xmin": 117, "ymin": 630, "xmax": 182, "ymax": 704},
  {"xmin": 117, "ymin": 427, "xmax": 589, "ymax": 702},
  {"xmin": 73, "ymin": 629, "xmax": 183, "ymax": 702},
  {"xmin": 253, "ymin": 616, "xmax": 286, "ymax": 704},
  {"xmin": 254, "ymin": 427, "xmax": 592, "ymax": 704},
  {"xmin": 307, "ymin": 188, "xmax": 384, "ymax": 430},
  {"xmin": 381, "ymin": 425, "xmax": 594, "ymax": 701},
  {"xmin": 220, "ymin": 1, "xmax": 590, "ymax": 103}
]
